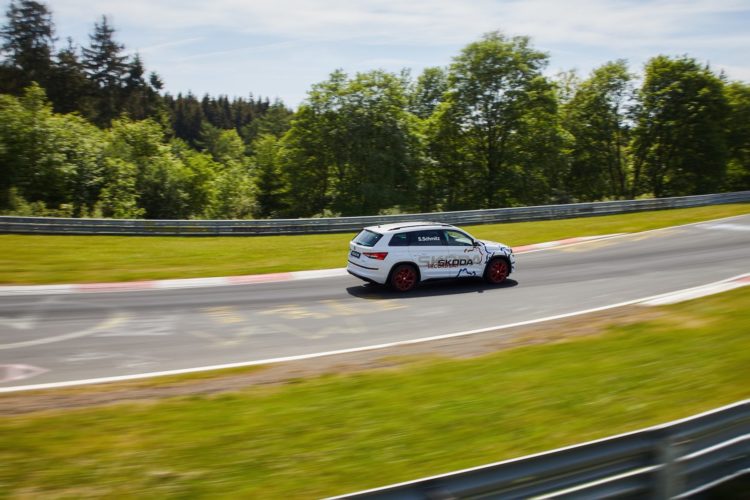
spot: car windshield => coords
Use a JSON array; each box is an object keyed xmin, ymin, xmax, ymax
[
  {"xmin": 445, "ymin": 230, "xmax": 474, "ymax": 246},
  {"xmin": 353, "ymin": 229, "xmax": 383, "ymax": 247}
]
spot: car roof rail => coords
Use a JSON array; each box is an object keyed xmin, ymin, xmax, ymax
[{"xmin": 384, "ymin": 222, "xmax": 454, "ymax": 231}]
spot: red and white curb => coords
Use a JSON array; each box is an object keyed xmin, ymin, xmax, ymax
[
  {"xmin": 512, "ymin": 234, "xmax": 623, "ymax": 254},
  {"xmin": 0, "ymin": 235, "xmax": 623, "ymax": 297},
  {"xmin": 0, "ymin": 268, "xmax": 348, "ymax": 296}
]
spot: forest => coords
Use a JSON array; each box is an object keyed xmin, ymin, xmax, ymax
[{"xmin": 1, "ymin": 0, "xmax": 749, "ymax": 220}]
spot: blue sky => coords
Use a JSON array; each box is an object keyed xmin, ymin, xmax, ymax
[{"xmin": 9, "ymin": 0, "xmax": 750, "ymax": 107}]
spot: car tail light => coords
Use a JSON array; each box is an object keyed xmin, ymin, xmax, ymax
[{"xmin": 363, "ymin": 252, "xmax": 388, "ymax": 260}]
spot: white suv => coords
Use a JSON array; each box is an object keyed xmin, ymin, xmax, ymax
[{"xmin": 347, "ymin": 222, "xmax": 515, "ymax": 292}]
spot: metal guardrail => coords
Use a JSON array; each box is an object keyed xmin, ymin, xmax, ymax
[
  {"xmin": 334, "ymin": 399, "xmax": 750, "ymax": 499},
  {"xmin": 1, "ymin": 191, "xmax": 749, "ymax": 236}
]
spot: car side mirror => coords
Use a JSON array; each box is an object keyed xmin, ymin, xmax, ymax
[{"xmin": 473, "ymin": 241, "xmax": 480, "ymax": 247}]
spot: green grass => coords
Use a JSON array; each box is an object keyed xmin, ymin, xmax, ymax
[
  {"xmin": 1, "ymin": 287, "xmax": 748, "ymax": 498},
  {"xmin": 2, "ymin": 203, "xmax": 749, "ymax": 284}
]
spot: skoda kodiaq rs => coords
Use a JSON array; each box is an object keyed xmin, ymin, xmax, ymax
[{"xmin": 347, "ymin": 222, "xmax": 514, "ymax": 292}]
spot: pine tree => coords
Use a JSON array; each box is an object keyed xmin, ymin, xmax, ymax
[
  {"xmin": 81, "ymin": 15, "xmax": 128, "ymax": 126},
  {"xmin": 121, "ymin": 53, "xmax": 151, "ymax": 120},
  {"xmin": 46, "ymin": 37, "xmax": 92, "ymax": 114},
  {"xmin": 169, "ymin": 92, "xmax": 205, "ymax": 146},
  {"xmin": 148, "ymin": 71, "xmax": 163, "ymax": 91},
  {"xmin": 0, "ymin": 0, "xmax": 55, "ymax": 92},
  {"xmin": 125, "ymin": 53, "xmax": 146, "ymax": 89},
  {"xmin": 81, "ymin": 16, "xmax": 127, "ymax": 89}
]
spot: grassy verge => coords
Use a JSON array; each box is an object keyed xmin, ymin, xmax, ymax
[
  {"xmin": 1, "ymin": 203, "xmax": 749, "ymax": 284},
  {"xmin": 1, "ymin": 287, "xmax": 748, "ymax": 498}
]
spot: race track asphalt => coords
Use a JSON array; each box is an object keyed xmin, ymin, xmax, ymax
[{"xmin": 1, "ymin": 214, "xmax": 749, "ymax": 390}]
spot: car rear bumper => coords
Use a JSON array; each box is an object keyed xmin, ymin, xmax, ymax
[{"xmin": 347, "ymin": 260, "xmax": 388, "ymax": 284}]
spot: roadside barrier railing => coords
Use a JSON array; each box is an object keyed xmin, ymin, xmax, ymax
[
  {"xmin": 1, "ymin": 191, "xmax": 749, "ymax": 236},
  {"xmin": 334, "ymin": 399, "xmax": 750, "ymax": 499}
]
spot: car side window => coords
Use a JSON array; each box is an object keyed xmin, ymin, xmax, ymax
[
  {"xmin": 411, "ymin": 230, "xmax": 444, "ymax": 246},
  {"xmin": 444, "ymin": 230, "xmax": 473, "ymax": 246},
  {"xmin": 389, "ymin": 232, "xmax": 410, "ymax": 246}
]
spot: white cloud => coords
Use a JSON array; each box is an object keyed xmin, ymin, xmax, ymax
[
  {"xmin": 715, "ymin": 63, "xmax": 750, "ymax": 82},
  {"xmin": 17, "ymin": 0, "xmax": 749, "ymax": 104},
  {"xmin": 137, "ymin": 37, "xmax": 204, "ymax": 55},
  {"xmin": 173, "ymin": 40, "xmax": 300, "ymax": 62},
  {"xmin": 48, "ymin": 0, "xmax": 749, "ymax": 46}
]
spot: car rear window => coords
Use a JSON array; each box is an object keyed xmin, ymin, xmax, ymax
[{"xmin": 353, "ymin": 229, "xmax": 383, "ymax": 247}]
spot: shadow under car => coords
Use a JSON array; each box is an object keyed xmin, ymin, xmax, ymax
[{"xmin": 346, "ymin": 278, "xmax": 518, "ymax": 300}]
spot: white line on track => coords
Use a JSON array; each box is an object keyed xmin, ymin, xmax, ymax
[
  {"xmin": 0, "ymin": 314, "xmax": 127, "ymax": 350},
  {"xmin": 640, "ymin": 274, "xmax": 750, "ymax": 306},
  {"xmin": 698, "ymin": 222, "xmax": 750, "ymax": 232},
  {"xmin": 2, "ymin": 272, "xmax": 747, "ymax": 393}
]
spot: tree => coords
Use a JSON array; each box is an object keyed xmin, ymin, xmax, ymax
[
  {"xmin": 168, "ymin": 92, "xmax": 205, "ymax": 146},
  {"xmin": 241, "ymin": 99, "xmax": 292, "ymax": 148},
  {"xmin": 0, "ymin": 0, "xmax": 55, "ymax": 92},
  {"xmin": 562, "ymin": 60, "xmax": 633, "ymax": 200},
  {"xmin": 120, "ymin": 53, "xmax": 160, "ymax": 120},
  {"xmin": 252, "ymin": 134, "xmax": 287, "ymax": 218},
  {"xmin": 432, "ymin": 32, "xmax": 560, "ymax": 208},
  {"xmin": 409, "ymin": 66, "xmax": 448, "ymax": 119},
  {"xmin": 631, "ymin": 56, "xmax": 729, "ymax": 197},
  {"xmin": 149, "ymin": 71, "xmax": 163, "ymax": 91},
  {"xmin": 725, "ymin": 82, "xmax": 750, "ymax": 190},
  {"xmin": 46, "ymin": 37, "xmax": 92, "ymax": 115},
  {"xmin": 197, "ymin": 122, "xmax": 246, "ymax": 166},
  {"xmin": 82, "ymin": 16, "xmax": 127, "ymax": 89},
  {"xmin": 511, "ymin": 89, "xmax": 571, "ymax": 205},
  {"xmin": 98, "ymin": 157, "xmax": 142, "ymax": 218},
  {"xmin": 205, "ymin": 163, "xmax": 255, "ymax": 219},
  {"xmin": 419, "ymin": 102, "xmax": 474, "ymax": 210},
  {"xmin": 279, "ymin": 104, "xmax": 333, "ymax": 216},
  {"xmin": 62, "ymin": 113, "xmax": 106, "ymax": 215},
  {"xmin": 555, "ymin": 69, "xmax": 581, "ymax": 105},
  {"xmin": 281, "ymin": 69, "xmax": 418, "ymax": 216},
  {"xmin": 0, "ymin": 84, "xmax": 105, "ymax": 214},
  {"xmin": 1, "ymin": 4, "xmax": 163, "ymax": 123},
  {"xmin": 81, "ymin": 15, "xmax": 128, "ymax": 125},
  {"xmin": 106, "ymin": 118, "xmax": 205, "ymax": 219},
  {"xmin": 191, "ymin": 134, "xmax": 254, "ymax": 220},
  {"xmin": 164, "ymin": 93, "xmax": 273, "ymax": 148}
]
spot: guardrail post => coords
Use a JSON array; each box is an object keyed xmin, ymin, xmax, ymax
[{"xmin": 654, "ymin": 435, "xmax": 684, "ymax": 499}]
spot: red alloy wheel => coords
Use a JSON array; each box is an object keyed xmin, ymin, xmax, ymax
[
  {"xmin": 391, "ymin": 265, "xmax": 417, "ymax": 292},
  {"xmin": 486, "ymin": 259, "xmax": 509, "ymax": 284}
]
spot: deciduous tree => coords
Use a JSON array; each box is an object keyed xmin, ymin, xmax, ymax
[
  {"xmin": 282, "ymin": 69, "xmax": 418, "ymax": 216},
  {"xmin": 252, "ymin": 134, "xmax": 287, "ymax": 218},
  {"xmin": 631, "ymin": 56, "xmax": 729, "ymax": 197},
  {"xmin": 562, "ymin": 60, "xmax": 633, "ymax": 200},
  {"xmin": 725, "ymin": 82, "xmax": 750, "ymax": 190},
  {"xmin": 432, "ymin": 32, "xmax": 562, "ymax": 208}
]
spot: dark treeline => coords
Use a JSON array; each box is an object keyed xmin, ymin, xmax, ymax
[
  {"xmin": 164, "ymin": 94, "xmax": 275, "ymax": 148},
  {"xmin": 1, "ymin": 0, "xmax": 749, "ymax": 220}
]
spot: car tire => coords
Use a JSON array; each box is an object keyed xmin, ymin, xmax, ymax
[
  {"xmin": 389, "ymin": 264, "xmax": 419, "ymax": 292},
  {"xmin": 484, "ymin": 257, "xmax": 509, "ymax": 284}
]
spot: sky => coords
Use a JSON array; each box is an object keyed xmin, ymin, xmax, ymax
[{"xmin": 7, "ymin": 0, "xmax": 750, "ymax": 108}]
